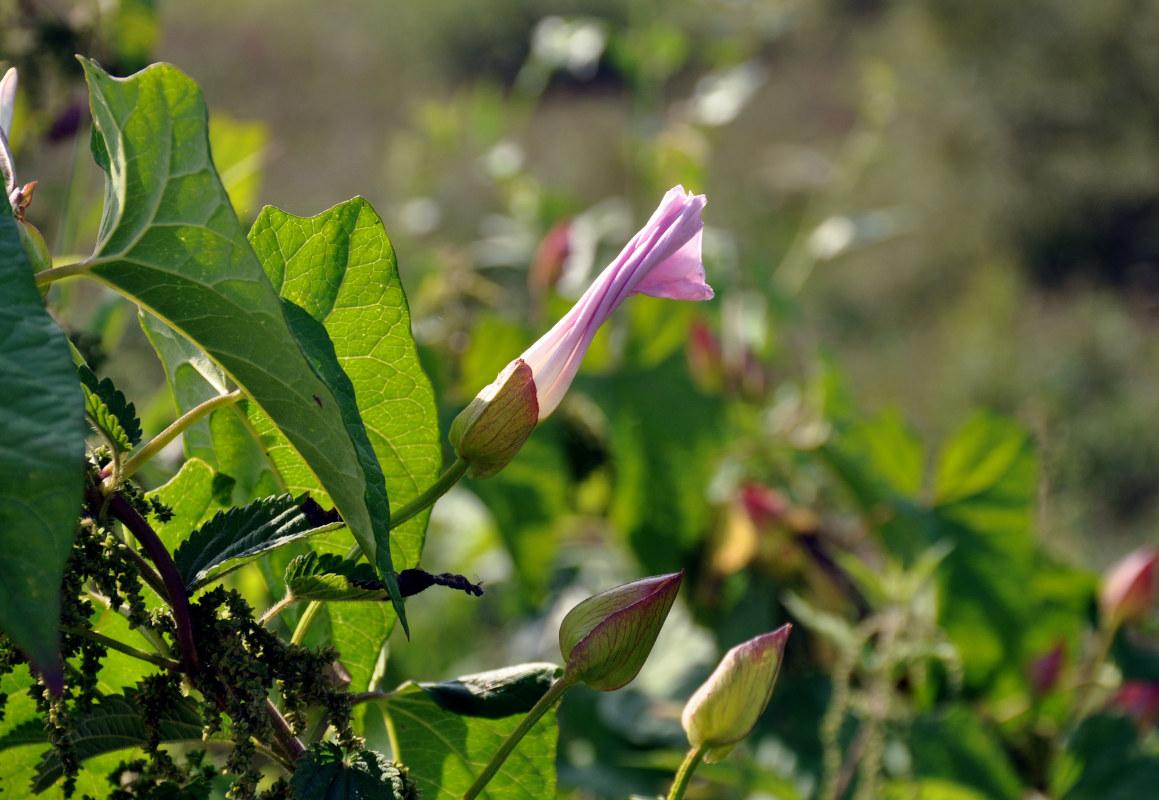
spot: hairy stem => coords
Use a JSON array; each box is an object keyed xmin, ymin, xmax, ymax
[
  {"xmin": 462, "ymin": 674, "xmax": 573, "ymax": 800},
  {"xmin": 103, "ymin": 389, "xmax": 242, "ymax": 488},
  {"xmin": 258, "ymin": 594, "xmax": 296, "ymax": 627},
  {"xmin": 290, "ymin": 599, "xmax": 323, "ymax": 647},
  {"xmin": 665, "ymin": 745, "xmax": 707, "ymax": 800},
  {"xmin": 62, "ymin": 625, "xmax": 181, "ymax": 671}
]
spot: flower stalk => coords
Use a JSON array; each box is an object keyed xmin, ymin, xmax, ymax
[{"xmin": 461, "ymin": 674, "xmax": 575, "ymax": 800}]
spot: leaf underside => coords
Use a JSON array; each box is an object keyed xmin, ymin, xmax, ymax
[{"xmin": 78, "ymin": 59, "xmax": 406, "ymax": 628}]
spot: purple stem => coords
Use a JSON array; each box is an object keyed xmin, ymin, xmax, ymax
[{"xmin": 100, "ymin": 489, "xmax": 201, "ymax": 674}]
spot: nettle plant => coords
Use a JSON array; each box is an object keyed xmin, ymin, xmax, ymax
[{"xmin": 0, "ymin": 61, "xmax": 790, "ymax": 800}]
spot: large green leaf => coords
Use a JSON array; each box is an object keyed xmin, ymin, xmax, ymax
[
  {"xmin": 0, "ymin": 193, "xmax": 87, "ymax": 689},
  {"xmin": 247, "ymin": 200, "xmax": 440, "ymax": 672},
  {"xmin": 76, "ymin": 60, "xmax": 405, "ymax": 628},
  {"xmin": 247, "ymin": 199, "xmax": 440, "ymax": 579},
  {"xmin": 380, "ymin": 683, "xmax": 556, "ymax": 800}
]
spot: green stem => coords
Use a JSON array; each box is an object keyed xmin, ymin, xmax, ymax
[
  {"xmin": 289, "ymin": 459, "xmax": 470, "ymax": 644},
  {"xmin": 390, "ymin": 457, "xmax": 469, "ymax": 530},
  {"xmin": 259, "ymin": 594, "xmax": 296, "ymax": 627},
  {"xmin": 666, "ymin": 745, "xmax": 707, "ymax": 800},
  {"xmin": 62, "ymin": 625, "xmax": 181, "ymax": 671},
  {"xmin": 34, "ymin": 259, "xmax": 92, "ymax": 287},
  {"xmin": 104, "ymin": 390, "xmax": 242, "ymax": 488},
  {"xmin": 290, "ymin": 599, "xmax": 323, "ymax": 647},
  {"xmin": 462, "ymin": 674, "xmax": 574, "ymax": 800}
]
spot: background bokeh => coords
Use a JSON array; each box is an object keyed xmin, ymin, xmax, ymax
[{"xmin": 5, "ymin": 1, "xmax": 1159, "ymax": 797}]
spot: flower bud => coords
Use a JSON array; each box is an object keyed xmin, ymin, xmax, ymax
[
  {"xmin": 560, "ymin": 571, "xmax": 682, "ymax": 691},
  {"xmin": 449, "ymin": 359, "xmax": 539, "ymax": 478},
  {"xmin": 1113, "ymin": 681, "xmax": 1159, "ymax": 732},
  {"xmin": 18, "ymin": 218, "xmax": 51, "ymax": 272},
  {"xmin": 1026, "ymin": 642, "xmax": 1065, "ymax": 698},
  {"xmin": 1100, "ymin": 547, "xmax": 1157, "ymax": 629},
  {"xmin": 682, "ymin": 624, "xmax": 790, "ymax": 762}
]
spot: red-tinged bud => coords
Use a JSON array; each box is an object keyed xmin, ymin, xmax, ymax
[
  {"xmin": 449, "ymin": 359, "xmax": 539, "ymax": 478},
  {"xmin": 686, "ymin": 320, "xmax": 724, "ymax": 392},
  {"xmin": 1100, "ymin": 547, "xmax": 1157, "ymax": 629},
  {"xmin": 1113, "ymin": 681, "xmax": 1159, "ymax": 732},
  {"xmin": 560, "ymin": 571, "xmax": 683, "ymax": 691},
  {"xmin": 681, "ymin": 624, "xmax": 791, "ymax": 762},
  {"xmin": 740, "ymin": 483, "xmax": 787, "ymax": 528},
  {"xmin": 1026, "ymin": 642, "xmax": 1065, "ymax": 697}
]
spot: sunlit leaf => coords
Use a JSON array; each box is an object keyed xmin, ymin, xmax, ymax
[
  {"xmin": 77, "ymin": 60, "xmax": 403, "ymax": 626},
  {"xmin": 285, "ymin": 552, "xmax": 386, "ymax": 602},
  {"xmin": 381, "ymin": 683, "xmax": 556, "ymax": 800}
]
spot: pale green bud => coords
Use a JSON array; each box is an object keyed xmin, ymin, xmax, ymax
[
  {"xmin": 449, "ymin": 358, "xmax": 538, "ymax": 478},
  {"xmin": 559, "ymin": 571, "xmax": 682, "ymax": 691},
  {"xmin": 681, "ymin": 624, "xmax": 790, "ymax": 762}
]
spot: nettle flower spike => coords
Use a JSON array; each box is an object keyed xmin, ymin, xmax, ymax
[
  {"xmin": 682, "ymin": 624, "xmax": 791, "ymax": 762},
  {"xmin": 1100, "ymin": 547, "xmax": 1157, "ymax": 630},
  {"xmin": 451, "ymin": 186, "xmax": 713, "ymax": 477},
  {"xmin": 560, "ymin": 571, "xmax": 683, "ymax": 691}
]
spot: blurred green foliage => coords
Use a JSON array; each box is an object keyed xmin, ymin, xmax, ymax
[{"xmin": 5, "ymin": 0, "xmax": 1159, "ymax": 797}]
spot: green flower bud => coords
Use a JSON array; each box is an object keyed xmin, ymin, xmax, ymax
[
  {"xmin": 560, "ymin": 571, "xmax": 682, "ymax": 691},
  {"xmin": 18, "ymin": 218, "xmax": 51, "ymax": 272},
  {"xmin": 450, "ymin": 358, "xmax": 538, "ymax": 478},
  {"xmin": 681, "ymin": 624, "xmax": 790, "ymax": 762}
]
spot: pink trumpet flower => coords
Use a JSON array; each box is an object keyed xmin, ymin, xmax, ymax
[
  {"xmin": 523, "ymin": 185, "xmax": 713, "ymax": 418},
  {"xmin": 451, "ymin": 186, "xmax": 714, "ymax": 477}
]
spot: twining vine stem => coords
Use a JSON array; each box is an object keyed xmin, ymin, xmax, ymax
[
  {"xmin": 461, "ymin": 674, "xmax": 574, "ymax": 800},
  {"xmin": 665, "ymin": 744, "xmax": 707, "ymax": 800},
  {"xmin": 102, "ymin": 389, "xmax": 243, "ymax": 489}
]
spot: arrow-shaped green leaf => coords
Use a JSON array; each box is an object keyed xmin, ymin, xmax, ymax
[{"xmin": 75, "ymin": 60, "xmax": 406, "ymax": 630}]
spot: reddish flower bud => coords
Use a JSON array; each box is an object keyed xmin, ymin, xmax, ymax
[
  {"xmin": 559, "ymin": 572, "xmax": 683, "ymax": 691},
  {"xmin": 1100, "ymin": 547, "xmax": 1157, "ymax": 629}
]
